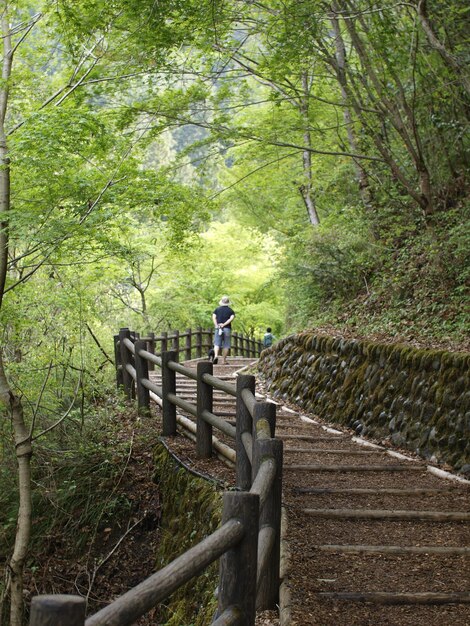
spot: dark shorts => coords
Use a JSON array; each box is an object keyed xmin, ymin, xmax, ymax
[{"xmin": 214, "ymin": 328, "xmax": 231, "ymax": 349}]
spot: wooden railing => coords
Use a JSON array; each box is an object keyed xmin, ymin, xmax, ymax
[
  {"xmin": 29, "ymin": 328, "xmax": 282, "ymax": 626},
  {"xmin": 114, "ymin": 326, "xmax": 263, "ymax": 368}
]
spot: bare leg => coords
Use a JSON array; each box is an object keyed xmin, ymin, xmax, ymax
[{"xmin": 213, "ymin": 345, "xmax": 220, "ymax": 363}]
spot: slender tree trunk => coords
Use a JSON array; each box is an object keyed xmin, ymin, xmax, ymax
[
  {"xmin": 136, "ymin": 285, "xmax": 150, "ymax": 332},
  {"xmin": 325, "ymin": 42, "xmax": 427, "ymax": 211},
  {"xmin": 417, "ymin": 0, "xmax": 470, "ymax": 99},
  {"xmin": 0, "ymin": 8, "xmax": 32, "ymax": 625},
  {"xmin": 336, "ymin": 1, "xmax": 434, "ymax": 217},
  {"xmin": 0, "ymin": 352, "xmax": 32, "ymax": 626},
  {"xmin": 329, "ymin": 7, "xmax": 374, "ymax": 221},
  {"xmin": 299, "ymin": 72, "xmax": 320, "ymax": 226},
  {"xmin": 0, "ymin": 8, "xmax": 12, "ymax": 308}
]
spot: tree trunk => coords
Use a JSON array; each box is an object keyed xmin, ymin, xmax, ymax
[
  {"xmin": 333, "ymin": 2, "xmax": 434, "ymax": 217},
  {"xmin": 0, "ymin": 9, "xmax": 32, "ymax": 625},
  {"xmin": 417, "ymin": 0, "xmax": 470, "ymax": 99},
  {"xmin": 0, "ymin": 353, "xmax": 32, "ymax": 626},
  {"xmin": 0, "ymin": 10, "xmax": 12, "ymax": 309},
  {"xmin": 329, "ymin": 7, "xmax": 375, "ymax": 223},
  {"xmin": 350, "ymin": 2, "xmax": 434, "ymax": 216},
  {"xmin": 137, "ymin": 284, "xmax": 150, "ymax": 332},
  {"xmin": 299, "ymin": 72, "xmax": 320, "ymax": 226}
]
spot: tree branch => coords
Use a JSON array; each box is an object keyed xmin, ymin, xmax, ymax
[
  {"xmin": 31, "ymin": 376, "xmax": 82, "ymax": 442},
  {"xmin": 85, "ymin": 323, "xmax": 113, "ymax": 365}
]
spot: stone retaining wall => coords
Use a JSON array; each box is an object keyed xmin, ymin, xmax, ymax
[
  {"xmin": 258, "ymin": 333, "xmax": 470, "ymax": 475},
  {"xmin": 152, "ymin": 445, "xmax": 221, "ymax": 625}
]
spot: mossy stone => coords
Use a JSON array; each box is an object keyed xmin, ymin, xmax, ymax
[
  {"xmin": 391, "ymin": 432, "xmax": 406, "ymax": 446},
  {"xmin": 264, "ymin": 332, "xmax": 470, "ymax": 470},
  {"xmin": 420, "ymin": 403, "xmax": 435, "ymax": 423},
  {"xmin": 152, "ymin": 446, "xmax": 221, "ymax": 625}
]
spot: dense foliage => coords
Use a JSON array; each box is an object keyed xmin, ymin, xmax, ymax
[{"xmin": 0, "ymin": 0, "xmax": 468, "ymax": 622}]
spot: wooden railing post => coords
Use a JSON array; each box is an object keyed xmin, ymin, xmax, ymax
[
  {"xmin": 119, "ymin": 328, "xmax": 134, "ymax": 399},
  {"xmin": 29, "ymin": 595, "xmax": 86, "ymax": 626},
  {"xmin": 197, "ymin": 361, "xmax": 213, "ymax": 458},
  {"xmin": 162, "ymin": 350, "xmax": 177, "ymax": 435},
  {"xmin": 252, "ymin": 403, "xmax": 276, "ymax": 485},
  {"xmin": 218, "ymin": 492, "xmax": 259, "ymax": 626},
  {"xmin": 253, "ymin": 401, "xmax": 276, "ymax": 439},
  {"xmin": 243, "ymin": 334, "xmax": 249, "ymax": 358},
  {"xmin": 114, "ymin": 334, "xmax": 123, "ymax": 388},
  {"xmin": 134, "ymin": 340, "xmax": 150, "ymax": 416},
  {"xmin": 147, "ymin": 332, "xmax": 155, "ymax": 371},
  {"xmin": 196, "ymin": 326, "xmax": 202, "ymax": 358},
  {"xmin": 205, "ymin": 327, "xmax": 212, "ymax": 354},
  {"xmin": 172, "ymin": 329, "xmax": 180, "ymax": 355},
  {"xmin": 185, "ymin": 328, "xmax": 192, "ymax": 361},
  {"xmin": 161, "ymin": 331, "xmax": 168, "ymax": 354},
  {"xmin": 254, "ymin": 438, "xmax": 283, "ymax": 611},
  {"xmin": 232, "ymin": 332, "xmax": 238, "ymax": 357},
  {"xmin": 236, "ymin": 375, "xmax": 255, "ymax": 490}
]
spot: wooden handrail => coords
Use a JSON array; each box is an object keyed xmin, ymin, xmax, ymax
[
  {"xmin": 168, "ymin": 359, "xmax": 198, "ymax": 381},
  {"xmin": 85, "ymin": 514, "xmax": 247, "ymax": 626},
  {"xmin": 242, "ymin": 431, "xmax": 253, "ymax": 462},
  {"xmin": 136, "ymin": 347, "xmax": 162, "ymax": 368},
  {"xmin": 123, "ymin": 337, "xmax": 135, "ymax": 354},
  {"xmin": 30, "ymin": 595, "xmax": 86, "ymax": 626},
  {"xmin": 167, "ymin": 392, "xmax": 198, "ymax": 418},
  {"xmin": 141, "ymin": 378, "xmax": 162, "ymax": 397},
  {"xmin": 30, "ymin": 329, "xmax": 281, "ymax": 626},
  {"xmin": 125, "ymin": 329, "xmax": 282, "ymax": 613},
  {"xmin": 241, "ymin": 387, "xmax": 256, "ymax": 417},
  {"xmin": 212, "ymin": 605, "xmax": 241, "ymax": 625},
  {"xmin": 255, "ymin": 417, "xmax": 272, "ymax": 441},
  {"xmin": 200, "ymin": 408, "xmax": 237, "ymax": 439},
  {"xmin": 132, "ymin": 326, "xmax": 263, "ymax": 361},
  {"xmin": 201, "ymin": 372, "xmax": 237, "ymax": 396},
  {"xmin": 125, "ymin": 363, "xmax": 136, "ymax": 380},
  {"xmin": 256, "ymin": 526, "xmax": 276, "ymax": 592},
  {"xmin": 250, "ymin": 458, "xmax": 277, "ymax": 508}
]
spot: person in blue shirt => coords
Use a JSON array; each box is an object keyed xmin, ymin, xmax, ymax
[
  {"xmin": 263, "ymin": 327, "xmax": 276, "ymax": 348},
  {"xmin": 212, "ymin": 296, "xmax": 235, "ymax": 365}
]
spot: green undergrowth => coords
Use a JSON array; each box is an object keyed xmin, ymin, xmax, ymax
[
  {"xmin": 0, "ymin": 395, "xmax": 137, "ymax": 616},
  {"xmin": 336, "ymin": 216, "xmax": 469, "ymax": 345},
  {"xmin": 285, "ymin": 201, "xmax": 470, "ymax": 351},
  {"xmin": 152, "ymin": 445, "xmax": 223, "ymax": 626},
  {"xmin": 1, "ymin": 396, "xmax": 224, "ymax": 625}
]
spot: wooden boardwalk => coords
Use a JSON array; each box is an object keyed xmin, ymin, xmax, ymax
[{"xmin": 151, "ymin": 357, "xmax": 470, "ymax": 626}]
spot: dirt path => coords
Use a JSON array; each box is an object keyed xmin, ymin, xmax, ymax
[
  {"xmin": 156, "ymin": 357, "xmax": 470, "ymax": 626},
  {"xmin": 274, "ymin": 408, "xmax": 470, "ymax": 625},
  {"xmin": 33, "ymin": 358, "xmax": 466, "ymax": 624}
]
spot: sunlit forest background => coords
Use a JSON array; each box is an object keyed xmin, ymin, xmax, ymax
[{"xmin": 0, "ymin": 1, "xmax": 468, "ymax": 622}]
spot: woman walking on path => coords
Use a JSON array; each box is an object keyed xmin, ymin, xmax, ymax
[{"xmin": 212, "ymin": 296, "xmax": 235, "ymax": 365}]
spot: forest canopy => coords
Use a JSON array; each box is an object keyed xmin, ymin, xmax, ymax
[{"xmin": 0, "ymin": 0, "xmax": 468, "ymax": 622}]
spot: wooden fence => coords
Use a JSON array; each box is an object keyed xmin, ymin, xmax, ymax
[
  {"xmin": 116, "ymin": 326, "xmax": 263, "ymax": 367},
  {"xmin": 29, "ymin": 328, "xmax": 282, "ymax": 626}
]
